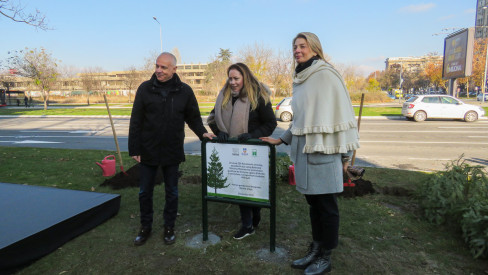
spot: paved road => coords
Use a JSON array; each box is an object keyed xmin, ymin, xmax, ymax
[{"xmin": 1, "ymin": 116, "xmax": 487, "ymax": 171}]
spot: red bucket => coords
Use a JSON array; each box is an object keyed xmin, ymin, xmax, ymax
[{"xmin": 288, "ymin": 165, "xmax": 296, "ymax": 186}]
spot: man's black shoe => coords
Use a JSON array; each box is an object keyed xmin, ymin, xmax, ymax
[
  {"xmin": 134, "ymin": 227, "xmax": 151, "ymax": 246},
  {"xmin": 164, "ymin": 226, "xmax": 176, "ymax": 245}
]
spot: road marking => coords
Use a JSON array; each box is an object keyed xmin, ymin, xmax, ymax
[
  {"xmin": 437, "ymin": 126, "xmax": 488, "ymax": 129},
  {"xmin": 0, "ymin": 140, "xmax": 63, "ymax": 144},
  {"xmin": 360, "ymin": 140, "xmax": 488, "ymax": 145},
  {"xmin": 361, "ymin": 130, "xmax": 488, "ymax": 133},
  {"xmin": 21, "ymin": 130, "xmax": 103, "ymax": 134},
  {"xmin": 0, "ymin": 135, "xmax": 127, "ymax": 138},
  {"xmin": 408, "ymin": 157, "xmax": 451, "ymax": 161},
  {"xmin": 468, "ymin": 136, "xmax": 488, "ymax": 138}
]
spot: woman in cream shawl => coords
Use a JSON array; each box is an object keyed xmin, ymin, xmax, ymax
[{"xmin": 261, "ymin": 32, "xmax": 360, "ymax": 274}]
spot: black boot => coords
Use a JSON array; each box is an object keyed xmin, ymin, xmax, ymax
[
  {"xmin": 164, "ymin": 225, "xmax": 176, "ymax": 245},
  {"xmin": 134, "ymin": 227, "xmax": 151, "ymax": 246},
  {"xmin": 304, "ymin": 248, "xmax": 332, "ymax": 275},
  {"xmin": 291, "ymin": 241, "xmax": 321, "ymax": 269}
]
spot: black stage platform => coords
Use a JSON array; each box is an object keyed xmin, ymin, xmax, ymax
[{"xmin": 0, "ymin": 182, "xmax": 121, "ymax": 271}]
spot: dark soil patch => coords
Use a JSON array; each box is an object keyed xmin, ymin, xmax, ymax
[
  {"xmin": 340, "ymin": 178, "xmax": 376, "ymax": 198},
  {"xmin": 100, "ymin": 164, "xmax": 200, "ymax": 189},
  {"xmin": 100, "ymin": 164, "xmax": 162, "ymax": 189}
]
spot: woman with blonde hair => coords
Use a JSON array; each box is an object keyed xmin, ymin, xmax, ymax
[
  {"xmin": 208, "ymin": 62, "xmax": 277, "ymax": 239},
  {"xmin": 261, "ymin": 32, "xmax": 360, "ymax": 274}
]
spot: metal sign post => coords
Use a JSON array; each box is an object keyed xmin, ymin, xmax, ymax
[{"xmin": 201, "ymin": 138, "xmax": 276, "ymax": 252}]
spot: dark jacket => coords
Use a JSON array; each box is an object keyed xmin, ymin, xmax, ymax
[
  {"xmin": 209, "ymin": 96, "xmax": 277, "ymax": 138},
  {"xmin": 129, "ymin": 73, "xmax": 207, "ymax": 166}
]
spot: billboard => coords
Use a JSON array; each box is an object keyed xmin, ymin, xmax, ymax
[{"xmin": 442, "ymin": 28, "xmax": 474, "ymax": 79}]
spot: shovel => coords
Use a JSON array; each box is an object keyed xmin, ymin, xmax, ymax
[
  {"xmin": 345, "ymin": 93, "xmax": 365, "ymax": 187},
  {"xmin": 103, "ymin": 94, "xmax": 128, "ymax": 175}
]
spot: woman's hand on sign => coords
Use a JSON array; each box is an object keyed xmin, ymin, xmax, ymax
[{"xmin": 259, "ymin": 137, "xmax": 282, "ymax": 145}]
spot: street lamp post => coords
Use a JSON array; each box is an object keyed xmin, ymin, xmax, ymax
[
  {"xmin": 153, "ymin": 16, "xmax": 162, "ymax": 53},
  {"xmin": 481, "ymin": 6, "xmax": 488, "ymax": 103}
]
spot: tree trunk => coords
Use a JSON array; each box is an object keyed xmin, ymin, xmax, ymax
[{"xmin": 43, "ymin": 90, "xmax": 48, "ymax": 110}]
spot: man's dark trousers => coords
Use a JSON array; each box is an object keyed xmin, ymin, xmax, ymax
[{"xmin": 139, "ymin": 163, "xmax": 179, "ymax": 229}]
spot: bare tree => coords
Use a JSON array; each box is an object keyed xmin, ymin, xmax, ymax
[
  {"xmin": 142, "ymin": 50, "xmax": 160, "ymax": 79},
  {"xmin": 9, "ymin": 48, "xmax": 59, "ymax": 110},
  {"xmin": 238, "ymin": 43, "xmax": 273, "ymax": 82},
  {"xmin": 267, "ymin": 50, "xmax": 293, "ymax": 97},
  {"xmin": 0, "ymin": 0, "xmax": 49, "ymax": 30},
  {"xmin": 203, "ymin": 49, "xmax": 232, "ymax": 95},
  {"xmin": 80, "ymin": 67, "xmax": 104, "ymax": 106},
  {"xmin": 172, "ymin": 47, "xmax": 182, "ymax": 64},
  {"xmin": 123, "ymin": 66, "xmax": 142, "ymax": 103}
]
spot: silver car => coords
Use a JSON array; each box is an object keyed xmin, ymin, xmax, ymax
[
  {"xmin": 275, "ymin": 97, "xmax": 293, "ymax": 122},
  {"xmin": 402, "ymin": 95, "xmax": 485, "ymax": 122}
]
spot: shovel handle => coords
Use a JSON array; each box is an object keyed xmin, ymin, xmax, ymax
[{"xmin": 104, "ymin": 95, "xmax": 124, "ymax": 170}]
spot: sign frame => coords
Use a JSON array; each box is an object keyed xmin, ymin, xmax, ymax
[
  {"xmin": 442, "ymin": 28, "xmax": 475, "ymax": 80},
  {"xmin": 201, "ymin": 138, "xmax": 276, "ymax": 252}
]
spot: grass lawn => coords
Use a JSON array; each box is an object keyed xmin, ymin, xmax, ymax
[
  {"xmin": 1, "ymin": 146, "xmax": 487, "ymax": 274},
  {"xmin": 0, "ymin": 106, "xmax": 406, "ymax": 117}
]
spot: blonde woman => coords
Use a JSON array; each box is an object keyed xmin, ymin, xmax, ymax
[
  {"xmin": 261, "ymin": 32, "xmax": 360, "ymax": 274},
  {"xmin": 208, "ymin": 62, "xmax": 277, "ymax": 239}
]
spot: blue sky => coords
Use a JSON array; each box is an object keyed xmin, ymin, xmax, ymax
[{"xmin": 0, "ymin": 0, "xmax": 476, "ymax": 76}]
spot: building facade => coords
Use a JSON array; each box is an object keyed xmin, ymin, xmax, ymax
[
  {"xmin": 0, "ymin": 63, "xmax": 208, "ymax": 95},
  {"xmin": 476, "ymin": 0, "xmax": 488, "ymax": 39},
  {"xmin": 385, "ymin": 56, "xmax": 443, "ymax": 73}
]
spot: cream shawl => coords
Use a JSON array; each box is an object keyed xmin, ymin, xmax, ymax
[
  {"xmin": 291, "ymin": 59, "xmax": 360, "ymax": 154},
  {"xmin": 213, "ymin": 89, "xmax": 250, "ymax": 137}
]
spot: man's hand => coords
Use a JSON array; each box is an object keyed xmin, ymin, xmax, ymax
[
  {"xmin": 132, "ymin": 155, "xmax": 141, "ymax": 163},
  {"xmin": 203, "ymin": 132, "xmax": 216, "ymax": 140}
]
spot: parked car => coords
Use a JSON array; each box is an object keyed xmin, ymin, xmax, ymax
[
  {"xmin": 477, "ymin": 93, "xmax": 488, "ymax": 101},
  {"xmin": 401, "ymin": 95, "xmax": 485, "ymax": 122},
  {"xmin": 275, "ymin": 97, "xmax": 293, "ymax": 122}
]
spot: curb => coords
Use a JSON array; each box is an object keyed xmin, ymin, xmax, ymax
[{"xmin": 0, "ymin": 115, "xmax": 486, "ymax": 120}]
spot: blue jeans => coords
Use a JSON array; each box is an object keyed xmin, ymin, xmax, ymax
[{"xmin": 139, "ymin": 163, "xmax": 179, "ymax": 229}]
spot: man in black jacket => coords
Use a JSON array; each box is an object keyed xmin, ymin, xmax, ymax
[{"xmin": 129, "ymin": 52, "xmax": 215, "ymax": 246}]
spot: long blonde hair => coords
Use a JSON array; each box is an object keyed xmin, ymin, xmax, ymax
[
  {"xmin": 221, "ymin": 63, "xmax": 270, "ymax": 111},
  {"xmin": 292, "ymin": 32, "xmax": 327, "ymax": 68}
]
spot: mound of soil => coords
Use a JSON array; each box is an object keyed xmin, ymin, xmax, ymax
[
  {"xmin": 100, "ymin": 164, "xmax": 163, "ymax": 189},
  {"xmin": 340, "ymin": 178, "xmax": 376, "ymax": 198},
  {"xmin": 100, "ymin": 164, "xmax": 198, "ymax": 189}
]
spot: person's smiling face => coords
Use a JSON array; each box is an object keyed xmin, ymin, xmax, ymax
[
  {"xmin": 294, "ymin": 37, "xmax": 317, "ymax": 64},
  {"xmin": 228, "ymin": 68, "xmax": 243, "ymax": 94}
]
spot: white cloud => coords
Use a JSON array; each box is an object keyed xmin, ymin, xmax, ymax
[
  {"xmin": 438, "ymin": 15, "xmax": 455, "ymax": 21},
  {"xmin": 400, "ymin": 3, "xmax": 436, "ymax": 13},
  {"xmin": 464, "ymin": 8, "xmax": 475, "ymax": 14}
]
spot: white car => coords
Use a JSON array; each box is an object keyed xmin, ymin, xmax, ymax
[
  {"xmin": 477, "ymin": 93, "xmax": 488, "ymax": 101},
  {"xmin": 402, "ymin": 95, "xmax": 485, "ymax": 122},
  {"xmin": 275, "ymin": 97, "xmax": 293, "ymax": 122}
]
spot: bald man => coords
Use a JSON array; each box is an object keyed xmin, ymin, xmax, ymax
[{"xmin": 129, "ymin": 52, "xmax": 215, "ymax": 246}]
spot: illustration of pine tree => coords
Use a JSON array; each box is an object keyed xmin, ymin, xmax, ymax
[{"xmin": 207, "ymin": 147, "xmax": 229, "ymax": 193}]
